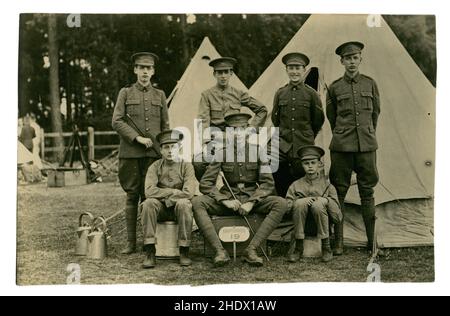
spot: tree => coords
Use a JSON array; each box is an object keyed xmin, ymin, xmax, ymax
[{"xmin": 47, "ymin": 14, "xmax": 64, "ymax": 159}]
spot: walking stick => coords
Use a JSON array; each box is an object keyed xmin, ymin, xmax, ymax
[{"xmin": 219, "ymin": 171, "xmax": 270, "ymax": 262}]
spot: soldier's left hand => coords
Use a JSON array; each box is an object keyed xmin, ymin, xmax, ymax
[{"xmin": 238, "ymin": 202, "xmax": 255, "ymax": 216}]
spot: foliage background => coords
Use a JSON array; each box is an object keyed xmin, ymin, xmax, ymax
[{"xmin": 18, "ymin": 14, "xmax": 436, "ymax": 132}]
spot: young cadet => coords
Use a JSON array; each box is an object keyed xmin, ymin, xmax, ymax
[
  {"xmin": 112, "ymin": 52, "xmax": 170, "ymax": 255},
  {"xmin": 271, "ymin": 52, "xmax": 325, "ymax": 197},
  {"xmin": 140, "ymin": 130, "xmax": 197, "ymax": 268},
  {"xmin": 286, "ymin": 145, "xmax": 342, "ymax": 263},
  {"xmin": 192, "ymin": 113, "xmax": 288, "ymax": 267},
  {"xmin": 326, "ymin": 41, "xmax": 381, "ymax": 255}
]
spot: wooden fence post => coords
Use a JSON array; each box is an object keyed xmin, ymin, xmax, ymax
[
  {"xmin": 40, "ymin": 128, "xmax": 45, "ymax": 160},
  {"xmin": 88, "ymin": 127, "xmax": 95, "ymax": 161}
]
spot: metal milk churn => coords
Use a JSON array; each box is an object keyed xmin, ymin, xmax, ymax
[
  {"xmin": 87, "ymin": 216, "xmax": 109, "ymax": 260},
  {"xmin": 75, "ymin": 212, "xmax": 95, "ymax": 256}
]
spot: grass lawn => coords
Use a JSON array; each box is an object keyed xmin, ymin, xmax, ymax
[{"xmin": 16, "ymin": 182, "xmax": 434, "ymax": 285}]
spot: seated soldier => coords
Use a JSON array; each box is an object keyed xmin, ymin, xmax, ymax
[
  {"xmin": 286, "ymin": 145, "xmax": 343, "ymax": 263},
  {"xmin": 140, "ymin": 129, "xmax": 197, "ymax": 268},
  {"xmin": 192, "ymin": 113, "xmax": 289, "ymax": 267}
]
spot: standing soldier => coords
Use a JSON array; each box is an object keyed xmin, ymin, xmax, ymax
[
  {"xmin": 198, "ymin": 57, "xmax": 268, "ymax": 135},
  {"xmin": 326, "ymin": 42, "xmax": 380, "ymax": 255},
  {"xmin": 192, "ymin": 113, "xmax": 288, "ymax": 267},
  {"xmin": 140, "ymin": 130, "xmax": 197, "ymax": 268},
  {"xmin": 112, "ymin": 52, "xmax": 170, "ymax": 255},
  {"xmin": 194, "ymin": 57, "xmax": 268, "ymax": 179},
  {"xmin": 271, "ymin": 52, "xmax": 325, "ymax": 197}
]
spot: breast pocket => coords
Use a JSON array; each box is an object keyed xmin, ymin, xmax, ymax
[
  {"xmin": 150, "ymin": 99, "xmax": 162, "ymax": 118},
  {"xmin": 125, "ymin": 99, "xmax": 140, "ymax": 117},
  {"xmin": 222, "ymin": 163, "xmax": 235, "ymax": 174},
  {"xmin": 277, "ymin": 99, "xmax": 289, "ymax": 119},
  {"xmin": 361, "ymin": 91, "xmax": 373, "ymax": 111},
  {"xmin": 245, "ymin": 163, "xmax": 259, "ymax": 181},
  {"xmin": 211, "ymin": 103, "xmax": 224, "ymax": 120},
  {"xmin": 336, "ymin": 93, "xmax": 352, "ymax": 112}
]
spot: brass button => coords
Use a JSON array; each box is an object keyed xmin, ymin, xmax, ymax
[
  {"xmin": 145, "ymin": 108, "xmax": 149, "ymax": 111},
  {"xmin": 145, "ymin": 118, "xmax": 149, "ymax": 121},
  {"xmin": 292, "ymin": 98, "xmax": 296, "ymax": 101}
]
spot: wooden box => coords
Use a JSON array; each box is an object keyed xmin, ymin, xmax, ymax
[
  {"xmin": 47, "ymin": 168, "xmax": 88, "ymax": 187},
  {"xmin": 203, "ymin": 214, "xmax": 267, "ymax": 257}
]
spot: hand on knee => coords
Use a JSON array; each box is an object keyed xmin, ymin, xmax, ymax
[
  {"xmin": 311, "ymin": 200, "xmax": 327, "ymax": 214},
  {"xmin": 176, "ymin": 199, "xmax": 192, "ymax": 209},
  {"xmin": 293, "ymin": 198, "xmax": 310, "ymax": 210}
]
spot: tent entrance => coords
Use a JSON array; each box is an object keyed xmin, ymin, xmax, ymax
[{"xmin": 304, "ymin": 67, "xmax": 319, "ymax": 91}]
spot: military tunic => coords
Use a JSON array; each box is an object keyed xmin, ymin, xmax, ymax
[
  {"xmin": 272, "ymin": 82, "xmax": 325, "ymax": 157},
  {"xmin": 326, "ymin": 72, "xmax": 380, "ymax": 201},
  {"xmin": 271, "ymin": 82, "xmax": 325, "ymax": 196},
  {"xmin": 112, "ymin": 82, "xmax": 170, "ymax": 158},
  {"xmin": 198, "ymin": 85, "xmax": 268, "ymax": 132},
  {"xmin": 140, "ymin": 159, "xmax": 197, "ymax": 247},
  {"xmin": 286, "ymin": 173, "xmax": 342, "ymax": 239}
]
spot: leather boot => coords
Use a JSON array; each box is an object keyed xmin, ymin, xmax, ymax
[
  {"xmin": 333, "ymin": 196, "xmax": 345, "ymax": 256},
  {"xmin": 193, "ymin": 207, "xmax": 230, "ymax": 267},
  {"xmin": 179, "ymin": 247, "xmax": 192, "ymax": 267},
  {"xmin": 361, "ymin": 198, "xmax": 376, "ymax": 252},
  {"xmin": 121, "ymin": 207, "xmax": 137, "ymax": 254},
  {"xmin": 214, "ymin": 248, "xmax": 231, "ymax": 267},
  {"xmin": 245, "ymin": 203, "xmax": 286, "ymax": 266},
  {"xmin": 243, "ymin": 246, "xmax": 264, "ymax": 267},
  {"xmin": 287, "ymin": 239, "xmax": 303, "ymax": 263},
  {"xmin": 321, "ymin": 238, "xmax": 333, "ymax": 262},
  {"xmin": 142, "ymin": 244, "xmax": 156, "ymax": 269}
]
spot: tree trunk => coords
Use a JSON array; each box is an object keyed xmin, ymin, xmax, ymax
[
  {"xmin": 18, "ymin": 15, "xmax": 29, "ymax": 118},
  {"xmin": 48, "ymin": 14, "xmax": 64, "ymax": 161},
  {"xmin": 179, "ymin": 14, "xmax": 190, "ymax": 66}
]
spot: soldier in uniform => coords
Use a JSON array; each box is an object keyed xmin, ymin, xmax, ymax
[
  {"xmin": 140, "ymin": 130, "xmax": 197, "ymax": 268},
  {"xmin": 192, "ymin": 113, "xmax": 288, "ymax": 267},
  {"xmin": 112, "ymin": 52, "xmax": 170, "ymax": 255},
  {"xmin": 271, "ymin": 52, "xmax": 325, "ymax": 197},
  {"xmin": 194, "ymin": 57, "xmax": 268, "ymax": 180},
  {"xmin": 326, "ymin": 41, "xmax": 381, "ymax": 255},
  {"xmin": 286, "ymin": 145, "xmax": 342, "ymax": 263}
]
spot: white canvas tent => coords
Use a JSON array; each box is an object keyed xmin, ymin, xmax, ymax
[
  {"xmin": 249, "ymin": 14, "xmax": 435, "ymax": 247},
  {"xmin": 168, "ymin": 37, "xmax": 252, "ymax": 155}
]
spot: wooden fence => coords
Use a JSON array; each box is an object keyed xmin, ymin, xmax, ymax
[{"xmin": 41, "ymin": 127, "xmax": 119, "ymax": 161}]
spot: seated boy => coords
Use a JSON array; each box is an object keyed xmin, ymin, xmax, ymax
[
  {"xmin": 286, "ymin": 145, "xmax": 343, "ymax": 263},
  {"xmin": 140, "ymin": 129, "xmax": 197, "ymax": 269}
]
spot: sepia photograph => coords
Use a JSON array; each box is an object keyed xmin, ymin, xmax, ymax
[{"xmin": 16, "ymin": 13, "xmax": 435, "ymax": 286}]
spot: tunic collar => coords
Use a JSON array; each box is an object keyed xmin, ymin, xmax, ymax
[
  {"xmin": 135, "ymin": 81, "xmax": 152, "ymax": 92},
  {"xmin": 288, "ymin": 81, "xmax": 304, "ymax": 90},
  {"xmin": 344, "ymin": 72, "xmax": 361, "ymax": 83}
]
